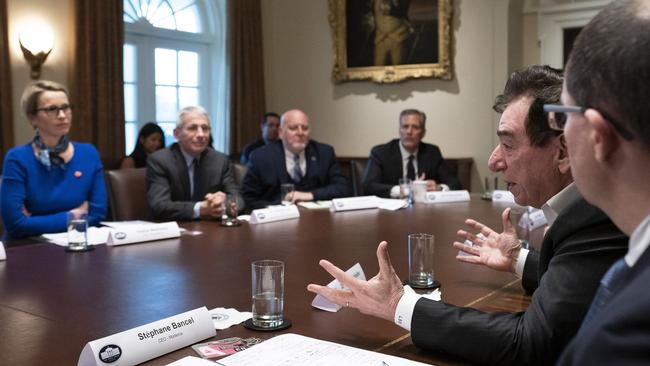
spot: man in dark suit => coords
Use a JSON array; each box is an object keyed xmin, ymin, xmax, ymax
[
  {"xmin": 363, "ymin": 109, "xmax": 461, "ymax": 198},
  {"xmin": 239, "ymin": 112, "xmax": 280, "ymax": 165},
  {"xmin": 554, "ymin": 1, "xmax": 650, "ymax": 364},
  {"xmin": 146, "ymin": 106, "xmax": 242, "ymax": 221},
  {"xmin": 307, "ymin": 65, "xmax": 627, "ymax": 365},
  {"xmin": 242, "ymin": 109, "xmax": 349, "ymax": 210}
]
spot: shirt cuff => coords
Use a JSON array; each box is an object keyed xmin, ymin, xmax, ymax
[
  {"xmin": 514, "ymin": 247, "xmax": 529, "ymax": 278},
  {"xmin": 439, "ymin": 183, "xmax": 450, "ymax": 191},
  {"xmin": 394, "ymin": 290, "xmax": 420, "ymax": 331},
  {"xmin": 390, "ymin": 185, "xmax": 401, "ymax": 198},
  {"xmin": 193, "ymin": 202, "xmax": 201, "ymax": 219}
]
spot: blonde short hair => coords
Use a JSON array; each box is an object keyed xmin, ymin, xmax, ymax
[{"xmin": 20, "ymin": 80, "xmax": 69, "ymax": 117}]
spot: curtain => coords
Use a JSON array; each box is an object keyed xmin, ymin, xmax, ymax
[
  {"xmin": 229, "ymin": 0, "xmax": 267, "ymax": 156},
  {"xmin": 72, "ymin": 0, "xmax": 125, "ymax": 169},
  {"xmin": 0, "ymin": 0, "xmax": 14, "ymax": 170}
]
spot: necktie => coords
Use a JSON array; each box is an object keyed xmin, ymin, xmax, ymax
[
  {"xmin": 407, "ymin": 155, "xmax": 416, "ymax": 181},
  {"xmin": 580, "ymin": 258, "xmax": 632, "ymax": 327},
  {"xmin": 192, "ymin": 158, "xmax": 202, "ymax": 201},
  {"xmin": 293, "ymin": 154, "xmax": 303, "ymax": 182}
]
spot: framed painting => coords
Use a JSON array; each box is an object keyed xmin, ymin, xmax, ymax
[{"xmin": 329, "ymin": 0, "xmax": 453, "ymax": 83}]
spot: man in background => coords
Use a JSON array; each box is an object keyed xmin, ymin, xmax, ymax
[
  {"xmin": 240, "ymin": 112, "xmax": 280, "ymax": 165},
  {"xmin": 147, "ymin": 106, "xmax": 242, "ymax": 221},
  {"xmin": 242, "ymin": 109, "xmax": 349, "ymax": 209},
  {"xmin": 363, "ymin": 108, "xmax": 461, "ymax": 198}
]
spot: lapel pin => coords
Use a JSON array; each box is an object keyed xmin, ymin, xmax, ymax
[{"xmin": 74, "ymin": 171, "xmax": 82, "ymax": 178}]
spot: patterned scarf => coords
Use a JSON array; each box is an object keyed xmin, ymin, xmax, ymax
[{"xmin": 32, "ymin": 134, "xmax": 70, "ymax": 169}]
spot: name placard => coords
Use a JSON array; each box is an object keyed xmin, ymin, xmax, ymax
[
  {"xmin": 491, "ymin": 190, "xmax": 515, "ymax": 203},
  {"xmin": 424, "ymin": 190, "xmax": 470, "ymax": 203},
  {"xmin": 527, "ymin": 208, "xmax": 548, "ymax": 230},
  {"xmin": 0, "ymin": 241, "xmax": 6, "ymax": 261},
  {"xmin": 250, "ymin": 205, "xmax": 300, "ymax": 224},
  {"xmin": 77, "ymin": 307, "xmax": 215, "ymax": 366},
  {"xmin": 330, "ymin": 196, "xmax": 379, "ymax": 212},
  {"xmin": 106, "ymin": 222, "xmax": 181, "ymax": 246}
]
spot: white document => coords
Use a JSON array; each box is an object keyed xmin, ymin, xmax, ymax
[
  {"xmin": 77, "ymin": 307, "xmax": 215, "ymax": 366},
  {"xmin": 215, "ymin": 333, "xmax": 431, "ymax": 366},
  {"xmin": 250, "ymin": 205, "xmax": 300, "ymax": 224},
  {"xmin": 106, "ymin": 222, "xmax": 180, "ymax": 246},
  {"xmin": 424, "ymin": 190, "xmax": 470, "ymax": 203},
  {"xmin": 42, "ymin": 226, "xmax": 112, "ymax": 247},
  {"xmin": 311, "ymin": 263, "xmax": 366, "ymax": 312},
  {"xmin": 330, "ymin": 196, "xmax": 379, "ymax": 212},
  {"xmin": 0, "ymin": 241, "xmax": 6, "ymax": 261},
  {"xmin": 491, "ymin": 190, "xmax": 515, "ymax": 203},
  {"xmin": 100, "ymin": 220, "xmax": 154, "ymax": 228},
  {"xmin": 297, "ymin": 201, "xmax": 332, "ymax": 210},
  {"xmin": 167, "ymin": 356, "xmax": 216, "ymax": 366},
  {"xmin": 377, "ymin": 198, "xmax": 408, "ymax": 211},
  {"xmin": 209, "ymin": 307, "xmax": 252, "ymax": 330}
]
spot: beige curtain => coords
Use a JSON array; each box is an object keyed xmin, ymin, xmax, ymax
[
  {"xmin": 0, "ymin": 0, "xmax": 14, "ymax": 170},
  {"xmin": 229, "ymin": 0, "xmax": 267, "ymax": 156},
  {"xmin": 72, "ymin": 0, "xmax": 125, "ymax": 169}
]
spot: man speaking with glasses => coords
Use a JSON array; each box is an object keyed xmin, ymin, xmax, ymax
[{"xmin": 147, "ymin": 106, "xmax": 242, "ymax": 221}]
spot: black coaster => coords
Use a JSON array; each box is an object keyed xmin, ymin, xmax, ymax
[
  {"xmin": 65, "ymin": 245, "xmax": 95, "ymax": 253},
  {"xmin": 403, "ymin": 279, "xmax": 441, "ymax": 290},
  {"xmin": 244, "ymin": 318, "xmax": 292, "ymax": 331}
]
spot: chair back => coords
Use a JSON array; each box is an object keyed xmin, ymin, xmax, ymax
[
  {"xmin": 105, "ymin": 168, "xmax": 149, "ymax": 221},
  {"xmin": 232, "ymin": 162, "xmax": 247, "ymax": 186},
  {"xmin": 0, "ymin": 175, "xmax": 3, "ymax": 235},
  {"xmin": 350, "ymin": 159, "xmax": 369, "ymax": 196}
]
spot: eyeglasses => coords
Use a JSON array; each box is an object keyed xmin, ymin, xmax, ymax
[
  {"xmin": 35, "ymin": 104, "xmax": 72, "ymax": 117},
  {"xmin": 543, "ymin": 104, "xmax": 634, "ymax": 141}
]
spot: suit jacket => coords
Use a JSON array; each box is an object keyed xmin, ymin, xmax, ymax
[
  {"xmin": 240, "ymin": 138, "xmax": 266, "ymax": 165},
  {"xmin": 410, "ymin": 196, "xmax": 628, "ymax": 365},
  {"xmin": 557, "ymin": 247, "xmax": 650, "ymax": 365},
  {"xmin": 241, "ymin": 140, "xmax": 349, "ymax": 210},
  {"xmin": 146, "ymin": 144, "xmax": 242, "ymax": 221},
  {"xmin": 363, "ymin": 139, "xmax": 462, "ymax": 197}
]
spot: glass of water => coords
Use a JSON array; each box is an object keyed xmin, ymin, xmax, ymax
[
  {"xmin": 408, "ymin": 233, "xmax": 435, "ymax": 288},
  {"xmin": 398, "ymin": 178, "xmax": 413, "ymax": 205},
  {"xmin": 67, "ymin": 211, "xmax": 89, "ymax": 252},
  {"xmin": 280, "ymin": 183, "xmax": 295, "ymax": 206},
  {"xmin": 251, "ymin": 260, "xmax": 284, "ymax": 328}
]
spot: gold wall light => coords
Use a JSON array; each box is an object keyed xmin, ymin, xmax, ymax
[{"xmin": 18, "ymin": 23, "xmax": 54, "ymax": 79}]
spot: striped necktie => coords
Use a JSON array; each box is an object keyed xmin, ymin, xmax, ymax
[
  {"xmin": 293, "ymin": 154, "xmax": 303, "ymax": 182},
  {"xmin": 580, "ymin": 258, "xmax": 632, "ymax": 327}
]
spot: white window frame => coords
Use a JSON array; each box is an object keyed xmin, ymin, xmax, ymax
[{"xmin": 123, "ymin": 0, "xmax": 230, "ymax": 153}]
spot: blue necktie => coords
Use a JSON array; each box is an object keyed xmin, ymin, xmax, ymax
[
  {"xmin": 293, "ymin": 154, "xmax": 303, "ymax": 182},
  {"xmin": 580, "ymin": 258, "xmax": 632, "ymax": 326}
]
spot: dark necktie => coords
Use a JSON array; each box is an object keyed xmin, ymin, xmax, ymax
[
  {"xmin": 580, "ymin": 258, "xmax": 632, "ymax": 327},
  {"xmin": 407, "ymin": 155, "xmax": 416, "ymax": 181},
  {"xmin": 192, "ymin": 158, "xmax": 202, "ymax": 201},
  {"xmin": 293, "ymin": 154, "xmax": 303, "ymax": 182}
]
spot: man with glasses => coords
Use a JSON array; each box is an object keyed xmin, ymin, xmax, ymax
[
  {"xmin": 363, "ymin": 109, "xmax": 461, "ymax": 198},
  {"xmin": 147, "ymin": 106, "xmax": 242, "ymax": 221},
  {"xmin": 542, "ymin": 1, "xmax": 650, "ymax": 364},
  {"xmin": 308, "ymin": 65, "xmax": 627, "ymax": 365}
]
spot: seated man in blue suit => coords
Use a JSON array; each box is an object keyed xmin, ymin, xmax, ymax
[
  {"xmin": 556, "ymin": 1, "xmax": 650, "ymax": 364},
  {"xmin": 242, "ymin": 109, "xmax": 349, "ymax": 210},
  {"xmin": 363, "ymin": 109, "xmax": 461, "ymax": 198}
]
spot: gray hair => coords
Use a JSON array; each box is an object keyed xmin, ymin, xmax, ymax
[
  {"xmin": 399, "ymin": 109, "xmax": 426, "ymax": 129},
  {"xmin": 176, "ymin": 106, "xmax": 210, "ymax": 128}
]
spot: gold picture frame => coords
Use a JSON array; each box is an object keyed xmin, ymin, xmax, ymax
[{"xmin": 329, "ymin": 0, "xmax": 453, "ymax": 83}]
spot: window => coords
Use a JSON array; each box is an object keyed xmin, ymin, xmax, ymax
[{"xmin": 123, "ymin": 0, "xmax": 229, "ymax": 155}]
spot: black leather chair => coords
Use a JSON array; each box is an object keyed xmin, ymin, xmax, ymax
[
  {"xmin": 350, "ymin": 159, "xmax": 369, "ymax": 196},
  {"xmin": 232, "ymin": 162, "xmax": 247, "ymax": 186},
  {"xmin": 104, "ymin": 168, "xmax": 149, "ymax": 221}
]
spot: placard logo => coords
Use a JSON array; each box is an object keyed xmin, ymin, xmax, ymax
[
  {"xmin": 99, "ymin": 344, "xmax": 122, "ymax": 363},
  {"xmin": 258, "ymin": 213, "xmax": 266, "ymax": 220},
  {"xmin": 115, "ymin": 232, "xmax": 127, "ymax": 240}
]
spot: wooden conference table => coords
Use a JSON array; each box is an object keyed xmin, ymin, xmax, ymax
[{"xmin": 0, "ymin": 196, "xmax": 531, "ymax": 365}]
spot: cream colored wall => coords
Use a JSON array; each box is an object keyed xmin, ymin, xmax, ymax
[
  {"xmin": 261, "ymin": 0, "xmax": 516, "ymax": 192},
  {"xmin": 6, "ymin": 0, "xmax": 73, "ymax": 146},
  {"xmin": 522, "ymin": 13, "xmax": 540, "ymax": 67}
]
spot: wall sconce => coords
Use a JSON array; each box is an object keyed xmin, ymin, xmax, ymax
[{"xmin": 18, "ymin": 23, "xmax": 54, "ymax": 79}]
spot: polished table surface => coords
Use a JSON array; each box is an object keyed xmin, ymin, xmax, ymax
[{"xmin": 0, "ymin": 196, "xmax": 530, "ymax": 365}]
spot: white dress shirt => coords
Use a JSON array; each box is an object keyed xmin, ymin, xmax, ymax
[{"xmin": 626, "ymin": 214, "xmax": 650, "ymax": 267}]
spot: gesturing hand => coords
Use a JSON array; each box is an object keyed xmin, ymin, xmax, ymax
[
  {"xmin": 307, "ymin": 241, "xmax": 405, "ymax": 322},
  {"xmin": 452, "ymin": 207, "xmax": 522, "ymax": 273}
]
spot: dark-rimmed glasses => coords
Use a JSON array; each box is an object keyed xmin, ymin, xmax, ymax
[
  {"xmin": 543, "ymin": 104, "xmax": 634, "ymax": 141},
  {"xmin": 35, "ymin": 104, "xmax": 72, "ymax": 117}
]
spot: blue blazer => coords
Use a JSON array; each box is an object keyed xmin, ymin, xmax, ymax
[
  {"xmin": 557, "ymin": 245, "xmax": 650, "ymax": 365},
  {"xmin": 242, "ymin": 140, "xmax": 349, "ymax": 209}
]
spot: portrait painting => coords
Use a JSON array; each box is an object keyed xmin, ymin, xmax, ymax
[{"xmin": 329, "ymin": 0, "xmax": 453, "ymax": 83}]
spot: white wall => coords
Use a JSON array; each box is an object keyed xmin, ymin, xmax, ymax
[
  {"xmin": 261, "ymin": 0, "xmax": 514, "ymax": 192},
  {"xmin": 7, "ymin": 0, "xmax": 73, "ymax": 146}
]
